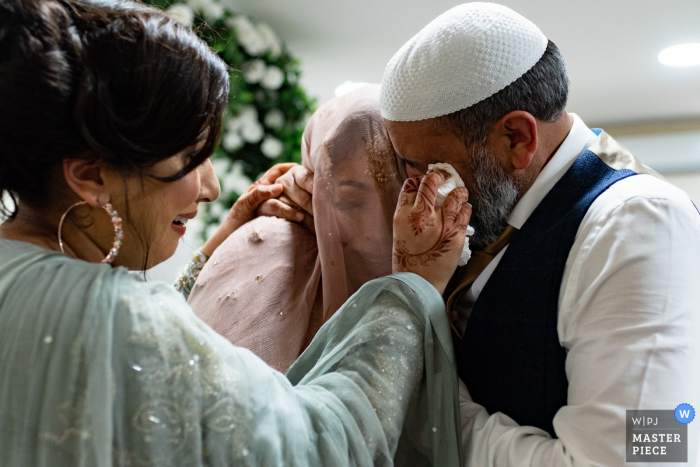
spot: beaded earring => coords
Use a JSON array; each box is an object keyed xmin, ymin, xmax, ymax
[{"xmin": 58, "ymin": 200, "xmax": 124, "ymax": 264}]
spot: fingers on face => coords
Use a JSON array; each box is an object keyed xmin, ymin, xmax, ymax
[
  {"xmin": 274, "ymin": 169, "xmax": 313, "ymax": 216},
  {"xmin": 292, "ymin": 189, "xmax": 313, "ymax": 216},
  {"xmin": 257, "ymin": 198, "xmax": 305, "ymax": 222},
  {"xmin": 255, "ymin": 165, "xmax": 313, "ymax": 218},
  {"xmin": 261, "ymin": 162, "xmax": 297, "ymax": 185},
  {"xmin": 287, "ymin": 170, "xmax": 314, "ymax": 215},
  {"xmin": 292, "ymin": 166, "xmax": 314, "ymax": 195},
  {"xmin": 397, "ymin": 177, "xmax": 421, "ymax": 209},
  {"xmin": 274, "ymin": 169, "xmax": 295, "ymax": 187},
  {"xmin": 242, "ymin": 184, "xmax": 282, "ymax": 210},
  {"xmin": 441, "ymin": 187, "xmax": 470, "ymax": 228},
  {"xmin": 263, "ymin": 162, "xmax": 299, "ymax": 183},
  {"xmin": 261, "ymin": 183, "xmax": 283, "ymax": 198},
  {"xmin": 416, "ymin": 170, "xmax": 447, "ymax": 210},
  {"xmin": 242, "ymin": 186, "xmax": 266, "ymax": 210},
  {"xmin": 456, "ymin": 201, "xmax": 472, "ymax": 233}
]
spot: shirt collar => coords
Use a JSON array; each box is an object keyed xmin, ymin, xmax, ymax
[{"xmin": 506, "ymin": 114, "xmax": 598, "ymax": 229}]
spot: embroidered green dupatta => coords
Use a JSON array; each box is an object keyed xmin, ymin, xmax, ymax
[{"xmin": 0, "ymin": 240, "xmax": 460, "ymax": 466}]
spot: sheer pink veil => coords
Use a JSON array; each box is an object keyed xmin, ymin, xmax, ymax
[{"xmin": 188, "ymin": 85, "xmax": 402, "ymax": 372}]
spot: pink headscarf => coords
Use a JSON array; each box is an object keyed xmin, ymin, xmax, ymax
[{"xmin": 189, "ymin": 85, "xmax": 402, "ymax": 372}]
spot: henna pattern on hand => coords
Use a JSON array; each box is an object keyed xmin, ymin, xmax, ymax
[
  {"xmin": 398, "ymin": 177, "xmax": 419, "ymax": 208},
  {"xmin": 408, "ymin": 210, "xmax": 434, "ymax": 235},
  {"xmin": 230, "ymin": 183, "xmax": 266, "ymax": 221},
  {"xmin": 392, "ymin": 208, "xmax": 468, "ymax": 271},
  {"xmin": 400, "ymin": 177, "xmax": 439, "ymax": 235},
  {"xmin": 410, "ymin": 180, "xmax": 437, "ymax": 235}
]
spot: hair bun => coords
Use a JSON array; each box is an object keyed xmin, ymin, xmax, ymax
[
  {"xmin": 0, "ymin": 0, "xmax": 86, "ymax": 217},
  {"xmin": 0, "ymin": 0, "xmax": 229, "ymax": 220}
]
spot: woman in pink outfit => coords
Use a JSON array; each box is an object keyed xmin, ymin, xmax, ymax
[{"xmin": 189, "ymin": 85, "xmax": 404, "ymax": 372}]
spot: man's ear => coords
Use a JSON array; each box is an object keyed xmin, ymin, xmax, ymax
[
  {"xmin": 63, "ymin": 158, "xmax": 110, "ymax": 207},
  {"xmin": 492, "ymin": 111, "xmax": 538, "ymax": 171}
]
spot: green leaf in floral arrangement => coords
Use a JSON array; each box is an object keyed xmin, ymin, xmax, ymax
[{"xmin": 212, "ymin": 41, "xmax": 227, "ymax": 52}]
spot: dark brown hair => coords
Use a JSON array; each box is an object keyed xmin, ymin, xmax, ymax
[{"xmin": 0, "ymin": 0, "xmax": 230, "ymax": 218}]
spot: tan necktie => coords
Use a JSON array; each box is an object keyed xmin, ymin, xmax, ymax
[{"xmin": 444, "ymin": 225, "xmax": 519, "ymax": 340}]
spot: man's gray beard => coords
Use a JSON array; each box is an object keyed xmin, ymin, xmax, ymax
[{"xmin": 467, "ymin": 144, "xmax": 519, "ymax": 250}]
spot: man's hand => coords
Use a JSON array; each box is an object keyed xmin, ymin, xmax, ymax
[
  {"xmin": 392, "ymin": 171, "xmax": 471, "ymax": 294},
  {"xmin": 257, "ymin": 165, "xmax": 315, "ymax": 232}
]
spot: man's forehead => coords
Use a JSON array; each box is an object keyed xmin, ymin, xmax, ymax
[
  {"xmin": 387, "ymin": 119, "xmax": 444, "ymax": 151},
  {"xmin": 388, "ymin": 120, "xmax": 462, "ymax": 154}
]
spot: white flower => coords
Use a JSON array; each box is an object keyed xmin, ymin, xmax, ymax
[
  {"xmin": 242, "ymin": 59, "xmax": 266, "ymax": 84},
  {"xmin": 211, "ymin": 158, "xmax": 230, "ymax": 177},
  {"xmin": 240, "ymin": 120, "xmax": 264, "ymax": 143},
  {"xmin": 167, "ymin": 4, "xmax": 195, "ymax": 26},
  {"xmin": 223, "ymin": 161, "xmax": 253, "ymax": 194},
  {"xmin": 261, "ymin": 65, "xmax": 285, "ymax": 90},
  {"xmin": 239, "ymin": 105, "xmax": 258, "ymax": 123},
  {"xmin": 226, "ymin": 16, "xmax": 254, "ymax": 36},
  {"xmin": 188, "ymin": 0, "xmax": 224, "ymax": 21},
  {"xmin": 222, "ymin": 132, "xmax": 243, "ymax": 152},
  {"xmin": 208, "ymin": 201, "xmax": 226, "ymax": 218},
  {"xmin": 225, "ymin": 115, "xmax": 244, "ymax": 133},
  {"xmin": 257, "ymin": 22, "xmax": 282, "ymax": 58},
  {"xmin": 228, "ymin": 16, "xmax": 267, "ymax": 56},
  {"xmin": 205, "ymin": 2, "xmax": 224, "ymax": 21},
  {"xmin": 223, "ymin": 106, "xmax": 264, "ymax": 145},
  {"xmin": 287, "ymin": 73, "xmax": 298, "ymax": 84},
  {"xmin": 260, "ymin": 136, "xmax": 284, "ymax": 159},
  {"xmin": 264, "ymin": 109, "xmax": 285, "ymax": 129}
]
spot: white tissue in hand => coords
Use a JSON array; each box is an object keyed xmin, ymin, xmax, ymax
[
  {"xmin": 428, "ymin": 162, "xmax": 464, "ymax": 207},
  {"xmin": 426, "ymin": 163, "xmax": 476, "ymax": 266},
  {"xmin": 460, "ymin": 225, "xmax": 476, "ymax": 266}
]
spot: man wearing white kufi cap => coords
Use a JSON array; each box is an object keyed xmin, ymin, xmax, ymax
[{"xmin": 382, "ymin": 3, "xmax": 700, "ymax": 466}]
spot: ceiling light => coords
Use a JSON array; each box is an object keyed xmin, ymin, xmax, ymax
[
  {"xmin": 658, "ymin": 43, "xmax": 700, "ymax": 67},
  {"xmin": 335, "ymin": 81, "xmax": 369, "ymax": 97}
]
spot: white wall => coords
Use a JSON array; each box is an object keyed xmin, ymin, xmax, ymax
[
  {"xmin": 615, "ymin": 131, "xmax": 700, "ymax": 173},
  {"xmin": 665, "ymin": 172, "xmax": 700, "ymax": 205}
]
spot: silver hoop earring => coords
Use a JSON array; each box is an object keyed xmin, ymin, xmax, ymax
[{"xmin": 58, "ymin": 201, "xmax": 124, "ymax": 264}]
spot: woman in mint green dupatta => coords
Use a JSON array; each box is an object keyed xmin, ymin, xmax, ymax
[
  {"xmin": 0, "ymin": 242, "xmax": 459, "ymax": 466},
  {"xmin": 0, "ymin": 1, "xmax": 471, "ymax": 466}
]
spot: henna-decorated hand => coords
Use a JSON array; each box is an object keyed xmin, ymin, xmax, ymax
[
  {"xmin": 200, "ymin": 163, "xmax": 296, "ymax": 257},
  {"xmin": 392, "ymin": 171, "xmax": 472, "ymax": 294},
  {"xmin": 257, "ymin": 165, "xmax": 315, "ymax": 232}
]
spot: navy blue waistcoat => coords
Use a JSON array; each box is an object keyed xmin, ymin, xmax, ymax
[{"xmin": 458, "ymin": 140, "xmax": 637, "ymax": 437}]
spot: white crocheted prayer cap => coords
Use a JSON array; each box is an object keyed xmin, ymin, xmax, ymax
[{"xmin": 380, "ymin": 3, "xmax": 548, "ymax": 122}]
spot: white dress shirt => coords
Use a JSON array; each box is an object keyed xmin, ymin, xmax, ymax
[{"xmin": 459, "ymin": 114, "xmax": 700, "ymax": 466}]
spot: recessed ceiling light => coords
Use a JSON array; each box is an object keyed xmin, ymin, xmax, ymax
[
  {"xmin": 335, "ymin": 81, "xmax": 369, "ymax": 97},
  {"xmin": 658, "ymin": 43, "xmax": 700, "ymax": 67}
]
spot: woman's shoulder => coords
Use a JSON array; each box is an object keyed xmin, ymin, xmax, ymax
[
  {"xmin": 0, "ymin": 240, "xmax": 222, "ymax": 361},
  {"xmin": 0, "ymin": 239, "xmax": 190, "ymax": 320},
  {"xmin": 0, "ymin": 239, "xmax": 124, "ymax": 291}
]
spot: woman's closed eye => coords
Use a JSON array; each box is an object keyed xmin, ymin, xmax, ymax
[
  {"xmin": 334, "ymin": 180, "xmax": 370, "ymax": 211},
  {"xmin": 335, "ymin": 197, "xmax": 365, "ymax": 211}
]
